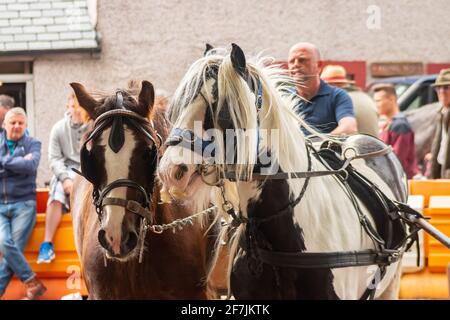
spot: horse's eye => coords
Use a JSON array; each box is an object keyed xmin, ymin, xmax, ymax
[{"xmin": 142, "ymin": 146, "xmax": 156, "ymax": 161}]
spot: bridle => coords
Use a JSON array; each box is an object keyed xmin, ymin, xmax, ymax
[{"xmin": 73, "ymin": 92, "xmax": 162, "ymax": 262}]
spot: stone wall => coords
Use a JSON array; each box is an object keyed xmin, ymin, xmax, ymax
[{"xmin": 32, "ymin": 0, "xmax": 450, "ymax": 185}]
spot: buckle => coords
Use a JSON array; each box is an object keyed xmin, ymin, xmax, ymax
[{"xmin": 126, "ymin": 200, "xmax": 141, "ymax": 214}]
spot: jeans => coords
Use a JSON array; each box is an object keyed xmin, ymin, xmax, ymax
[{"xmin": 0, "ymin": 200, "xmax": 36, "ymax": 295}]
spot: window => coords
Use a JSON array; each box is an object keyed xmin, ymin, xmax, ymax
[
  {"xmin": 0, "ymin": 61, "xmax": 35, "ymax": 135},
  {"xmin": 403, "ymin": 85, "xmax": 428, "ymax": 111}
]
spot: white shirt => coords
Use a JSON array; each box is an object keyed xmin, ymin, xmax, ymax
[{"xmin": 437, "ymin": 110, "xmax": 449, "ymax": 165}]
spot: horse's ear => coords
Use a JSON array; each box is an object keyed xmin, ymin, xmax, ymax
[
  {"xmin": 138, "ymin": 80, "xmax": 155, "ymax": 113},
  {"xmin": 230, "ymin": 43, "xmax": 247, "ymax": 77},
  {"xmin": 204, "ymin": 43, "xmax": 214, "ymax": 56},
  {"xmin": 70, "ymin": 82, "xmax": 99, "ymax": 119}
]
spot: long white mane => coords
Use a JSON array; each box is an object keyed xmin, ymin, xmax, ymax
[{"xmin": 169, "ymin": 48, "xmax": 329, "ymax": 198}]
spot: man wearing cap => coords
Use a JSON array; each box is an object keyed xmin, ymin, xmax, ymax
[
  {"xmin": 321, "ymin": 65, "xmax": 379, "ymax": 137},
  {"xmin": 429, "ymin": 68, "xmax": 450, "ymax": 179},
  {"xmin": 288, "ymin": 42, "xmax": 357, "ymax": 135}
]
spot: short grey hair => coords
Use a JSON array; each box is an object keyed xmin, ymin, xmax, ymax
[
  {"xmin": 5, "ymin": 107, "xmax": 27, "ymax": 121},
  {"xmin": 0, "ymin": 95, "xmax": 15, "ymax": 109}
]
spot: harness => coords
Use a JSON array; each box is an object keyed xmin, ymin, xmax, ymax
[{"xmin": 165, "ymin": 77, "xmax": 425, "ymax": 300}]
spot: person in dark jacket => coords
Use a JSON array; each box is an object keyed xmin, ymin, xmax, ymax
[
  {"xmin": 0, "ymin": 107, "xmax": 45, "ymax": 300},
  {"xmin": 373, "ymin": 84, "xmax": 418, "ymax": 179}
]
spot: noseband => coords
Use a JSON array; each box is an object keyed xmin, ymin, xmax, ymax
[{"xmin": 165, "ymin": 74, "xmax": 263, "ymax": 156}]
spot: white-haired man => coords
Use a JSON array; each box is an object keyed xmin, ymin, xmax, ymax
[{"xmin": 0, "ymin": 108, "xmax": 45, "ymax": 300}]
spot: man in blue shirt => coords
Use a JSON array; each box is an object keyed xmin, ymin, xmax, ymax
[
  {"xmin": 288, "ymin": 42, "xmax": 357, "ymax": 135},
  {"xmin": 0, "ymin": 107, "xmax": 45, "ymax": 300}
]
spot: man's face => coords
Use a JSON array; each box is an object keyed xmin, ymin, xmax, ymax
[
  {"xmin": 435, "ymin": 85, "xmax": 450, "ymax": 109},
  {"xmin": 288, "ymin": 47, "xmax": 321, "ymax": 82},
  {"xmin": 4, "ymin": 113, "xmax": 27, "ymax": 141},
  {"xmin": 373, "ymin": 91, "xmax": 395, "ymax": 116}
]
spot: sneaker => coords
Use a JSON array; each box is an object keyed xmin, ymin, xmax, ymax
[{"xmin": 37, "ymin": 242, "xmax": 55, "ymax": 264}]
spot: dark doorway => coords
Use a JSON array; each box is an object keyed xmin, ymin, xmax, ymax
[{"xmin": 0, "ymin": 82, "xmax": 27, "ymax": 111}]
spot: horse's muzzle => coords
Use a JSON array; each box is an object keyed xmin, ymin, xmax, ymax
[{"xmin": 98, "ymin": 229, "xmax": 138, "ymax": 258}]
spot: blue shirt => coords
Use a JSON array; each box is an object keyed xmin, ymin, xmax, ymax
[
  {"xmin": 6, "ymin": 139, "xmax": 16, "ymax": 155},
  {"xmin": 293, "ymin": 80, "xmax": 354, "ymax": 134}
]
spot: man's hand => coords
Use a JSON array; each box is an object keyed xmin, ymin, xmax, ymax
[
  {"xmin": 424, "ymin": 153, "xmax": 432, "ymax": 162},
  {"xmin": 24, "ymin": 153, "xmax": 33, "ymax": 160},
  {"xmin": 63, "ymin": 178, "xmax": 73, "ymax": 195}
]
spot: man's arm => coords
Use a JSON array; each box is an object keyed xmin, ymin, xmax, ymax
[
  {"xmin": 331, "ymin": 88, "xmax": 357, "ymax": 135},
  {"xmin": 331, "ymin": 116, "xmax": 358, "ymax": 135},
  {"xmin": 1, "ymin": 139, "xmax": 41, "ymax": 174},
  {"xmin": 48, "ymin": 123, "xmax": 71, "ymax": 182}
]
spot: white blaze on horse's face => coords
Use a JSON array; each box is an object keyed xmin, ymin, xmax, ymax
[
  {"xmin": 99, "ymin": 127, "xmax": 137, "ymax": 256},
  {"xmin": 158, "ymin": 80, "xmax": 216, "ymax": 200}
]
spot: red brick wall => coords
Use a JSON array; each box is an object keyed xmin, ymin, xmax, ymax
[{"xmin": 426, "ymin": 63, "xmax": 450, "ymax": 74}]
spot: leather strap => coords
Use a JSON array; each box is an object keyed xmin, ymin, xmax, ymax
[
  {"xmin": 94, "ymin": 109, "xmax": 149, "ymax": 127},
  {"xmin": 102, "ymin": 197, "xmax": 152, "ymax": 221},
  {"xmin": 256, "ymin": 248, "xmax": 401, "ymax": 269},
  {"xmin": 220, "ymin": 166, "xmax": 349, "ymax": 180},
  {"xmin": 98, "ymin": 178, "xmax": 150, "ymax": 207}
]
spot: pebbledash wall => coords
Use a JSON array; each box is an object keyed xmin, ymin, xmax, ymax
[{"xmin": 7, "ymin": 0, "xmax": 450, "ymax": 186}]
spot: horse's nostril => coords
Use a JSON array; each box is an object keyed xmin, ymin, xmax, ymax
[
  {"xmin": 122, "ymin": 231, "xmax": 129, "ymax": 244},
  {"xmin": 125, "ymin": 232, "xmax": 138, "ymax": 251},
  {"xmin": 98, "ymin": 229, "xmax": 108, "ymax": 249},
  {"xmin": 174, "ymin": 164, "xmax": 188, "ymax": 181}
]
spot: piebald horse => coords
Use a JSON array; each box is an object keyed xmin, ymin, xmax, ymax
[
  {"xmin": 70, "ymin": 81, "xmax": 221, "ymax": 299},
  {"xmin": 158, "ymin": 45, "xmax": 411, "ymax": 299}
]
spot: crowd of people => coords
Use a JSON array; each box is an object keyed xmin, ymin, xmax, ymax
[
  {"xmin": 0, "ymin": 43, "xmax": 449, "ymax": 299},
  {"xmin": 287, "ymin": 42, "xmax": 450, "ymax": 180}
]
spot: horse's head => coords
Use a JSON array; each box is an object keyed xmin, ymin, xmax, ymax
[
  {"xmin": 158, "ymin": 44, "xmax": 257, "ymax": 205},
  {"xmin": 71, "ymin": 81, "xmax": 161, "ymax": 261},
  {"xmin": 159, "ymin": 44, "xmax": 308, "ymax": 212}
]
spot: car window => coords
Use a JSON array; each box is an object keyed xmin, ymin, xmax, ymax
[
  {"xmin": 402, "ymin": 84, "xmax": 429, "ymax": 111},
  {"xmin": 395, "ymin": 84, "xmax": 411, "ymax": 97},
  {"xmin": 427, "ymin": 85, "xmax": 438, "ymax": 104}
]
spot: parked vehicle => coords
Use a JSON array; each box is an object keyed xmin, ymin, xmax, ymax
[{"xmin": 367, "ymin": 74, "xmax": 438, "ymax": 112}]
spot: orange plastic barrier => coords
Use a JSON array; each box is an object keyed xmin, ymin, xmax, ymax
[
  {"xmin": 408, "ymin": 180, "xmax": 450, "ymax": 271},
  {"xmin": 400, "ymin": 269, "xmax": 449, "ymax": 299},
  {"xmin": 409, "ymin": 179, "xmax": 450, "ymax": 207},
  {"xmin": 2, "ymin": 189, "xmax": 88, "ymax": 300},
  {"xmin": 398, "ymin": 180, "xmax": 450, "ymax": 299}
]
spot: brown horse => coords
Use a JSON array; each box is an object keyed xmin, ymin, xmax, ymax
[{"xmin": 70, "ymin": 81, "xmax": 223, "ymax": 299}]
